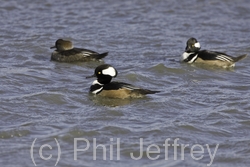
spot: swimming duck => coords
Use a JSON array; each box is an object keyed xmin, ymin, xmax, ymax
[
  {"xmin": 87, "ymin": 64, "xmax": 159, "ymax": 99},
  {"xmin": 50, "ymin": 39, "xmax": 108, "ymax": 62},
  {"xmin": 181, "ymin": 37, "xmax": 247, "ymax": 68}
]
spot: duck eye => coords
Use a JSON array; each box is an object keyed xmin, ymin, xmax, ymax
[
  {"xmin": 98, "ymin": 72, "xmax": 101, "ymax": 74},
  {"xmin": 191, "ymin": 44, "xmax": 194, "ymax": 47}
]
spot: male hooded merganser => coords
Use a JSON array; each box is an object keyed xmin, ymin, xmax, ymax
[
  {"xmin": 50, "ymin": 39, "xmax": 108, "ymax": 62},
  {"xmin": 181, "ymin": 37, "xmax": 247, "ymax": 68},
  {"xmin": 87, "ymin": 64, "xmax": 159, "ymax": 99}
]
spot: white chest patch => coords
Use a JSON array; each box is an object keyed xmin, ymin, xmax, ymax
[
  {"xmin": 181, "ymin": 52, "xmax": 197, "ymax": 63},
  {"xmin": 92, "ymin": 87, "xmax": 103, "ymax": 94},
  {"xmin": 91, "ymin": 80, "xmax": 103, "ymax": 94},
  {"xmin": 92, "ymin": 80, "xmax": 102, "ymax": 85},
  {"xmin": 181, "ymin": 52, "xmax": 191, "ymax": 61}
]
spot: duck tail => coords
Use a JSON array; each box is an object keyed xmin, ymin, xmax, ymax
[
  {"xmin": 93, "ymin": 52, "xmax": 109, "ymax": 59},
  {"xmin": 135, "ymin": 89, "xmax": 160, "ymax": 95},
  {"xmin": 233, "ymin": 54, "xmax": 247, "ymax": 62}
]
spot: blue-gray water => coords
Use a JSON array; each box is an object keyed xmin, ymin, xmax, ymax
[{"xmin": 1, "ymin": 0, "xmax": 250, "ymax": 167}]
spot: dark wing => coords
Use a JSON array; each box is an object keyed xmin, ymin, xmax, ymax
[
  {"xmin": 198, "ymin": 50, "xmax": 234, "ymax": 62},
  {"xmin": 132, "ymin": 89, "xmax": 160, "ymax": 95},
  {"xmin": 74, "ymin": 47, "xmax": 98, "ymax": 54},
  {"xmin": 103, "ymin": 82, "xmax": 136, "ymax": 90},
  {"xmin": 75, "ymin": 48, "xmax": 108, "ymax": 59},
  {"xmin": 103, "ymin": 82, "xmax": 159, "ymax": 94},
  {"xmin": 58, "ymin": 48, "xmax": 87, "ymax": 56},
  {"xmin": 60, "ymin": 48, "xmax": 108, "ymax": 59}
]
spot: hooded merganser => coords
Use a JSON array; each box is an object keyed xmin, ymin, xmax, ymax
[
  {"xmin": 87, "ymin": 64, "xmax": 159, "ymax": 99},
  {"xmin": 181, "ymin": 37, "xmax": 247, "ymax": 68},
  {"xmin": 50, "ymin": 39, "xmax": 108, "ymax": 62}
]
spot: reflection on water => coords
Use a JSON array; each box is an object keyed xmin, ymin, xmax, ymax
[{"xmin": 89, "ymin": 95, "xmax": 134, "ymax": 107}]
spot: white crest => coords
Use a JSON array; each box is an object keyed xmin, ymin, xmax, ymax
[
  {"xmin": 194, "ymin": 42, "xmax": 200, "ymax": 48},
  {"xmin": 102, "ymin": 67, "xmax": 116, "ymax": 77}
]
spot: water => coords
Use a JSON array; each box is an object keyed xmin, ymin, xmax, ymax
[{"xmin": 1, "ymin": 0, "xmax": 250, "ymax": 166}]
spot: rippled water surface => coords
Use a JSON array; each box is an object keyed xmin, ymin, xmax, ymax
[{"xmin": 1, "ymin": 0, "xmax": 250, "ymax": 167}]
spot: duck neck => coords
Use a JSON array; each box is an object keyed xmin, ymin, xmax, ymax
[
  {"xmin": 97, "ymin": 76, "xmax": 112, "ymax": 85},
  {"xmin": 186, "ymin": 46, "xmax": 200, "ymax": 53}
]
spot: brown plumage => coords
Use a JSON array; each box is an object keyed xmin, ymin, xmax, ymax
[{"xmin": 50, "ymin": 39, "xmax": 108, "ymax": 62}]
